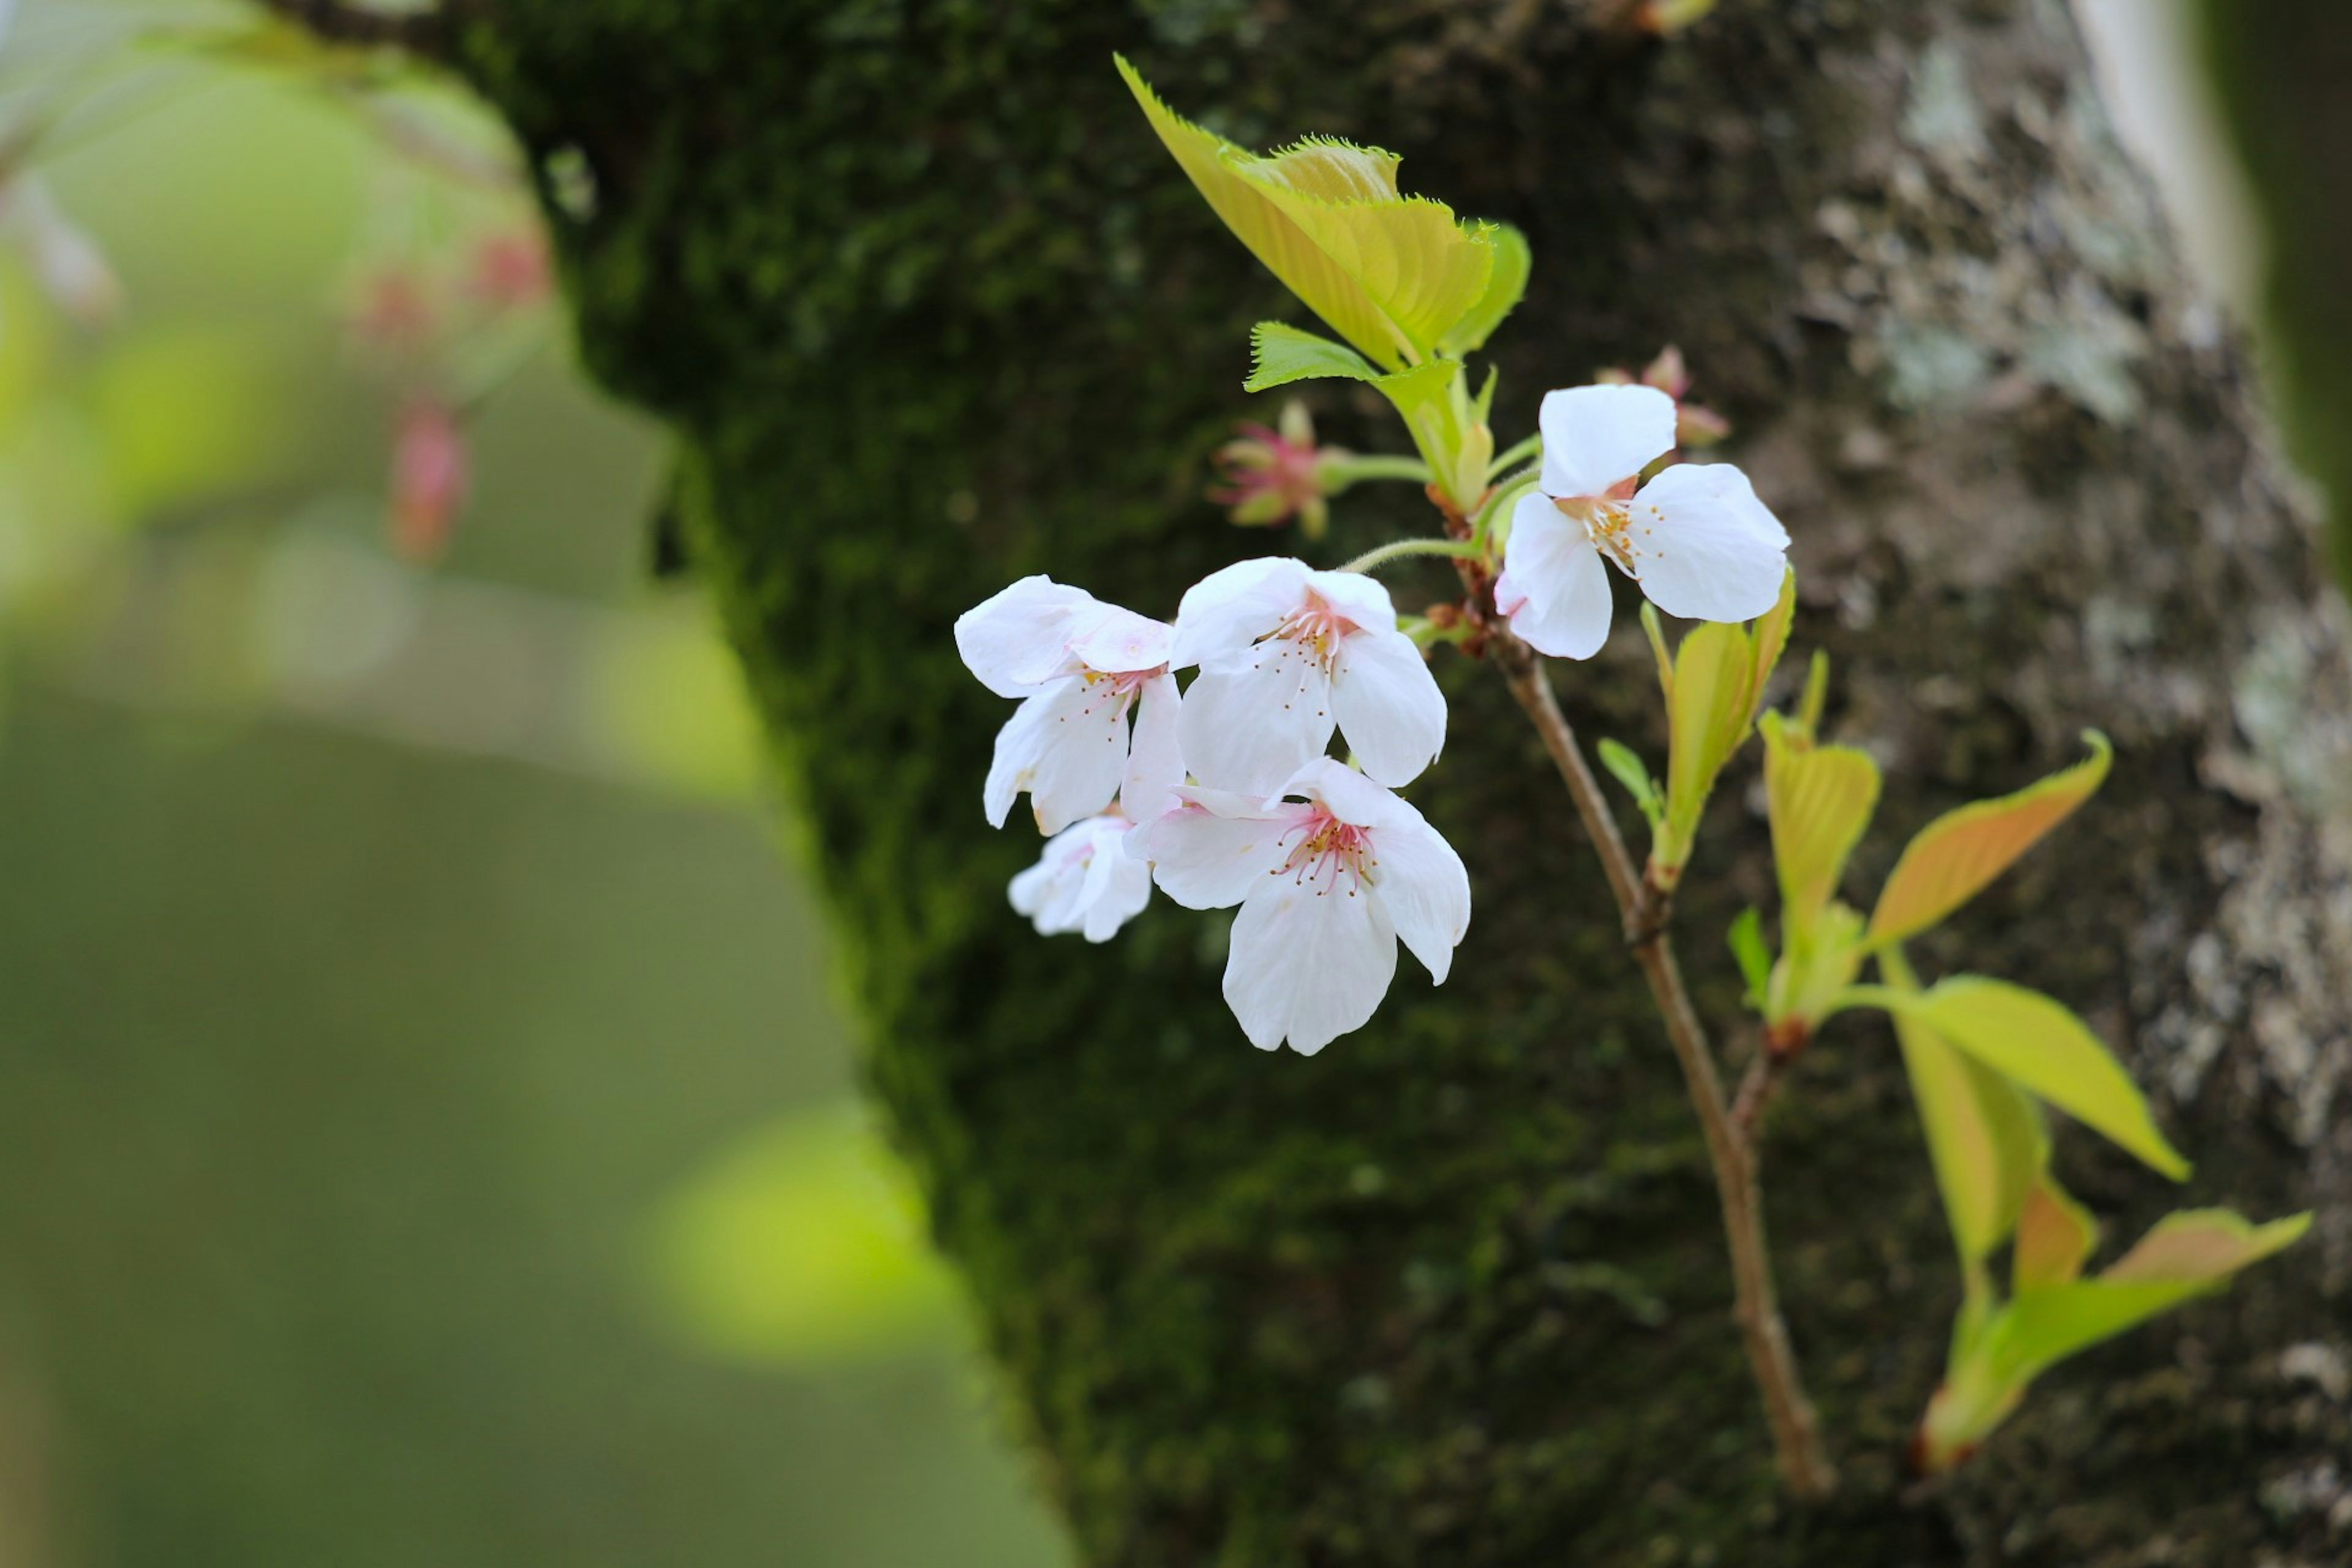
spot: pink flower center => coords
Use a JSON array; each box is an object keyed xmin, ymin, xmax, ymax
[
  {"xmin": 1266, "ymin": 592, "xmax": 1354, "ymax": 676},
  {"xmin": 1071, "ymin": 665, "xmax": 1163, "ymax": 726},
  {"xmin": 1275, "ymin": 809, "xmax": 1378, "ymax": 895}
]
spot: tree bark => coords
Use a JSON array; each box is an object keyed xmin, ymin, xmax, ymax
[{"xmin": 437, "ymin": 1, "xmax": 2352, "ymax": 1561}]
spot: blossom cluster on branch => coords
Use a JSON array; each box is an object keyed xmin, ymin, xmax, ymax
[{"xmin": 942, "ymin": 55, "xmax": 2310, "ymax": 1500}]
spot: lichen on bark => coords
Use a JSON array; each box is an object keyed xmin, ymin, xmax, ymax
[{"xmin": 435, "ymin": 0, "xmax": 2352, "ymax": 1561}]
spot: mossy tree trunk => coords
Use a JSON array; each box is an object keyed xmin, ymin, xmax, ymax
[{"xmin": 437, "ymin": 1, "xmax": 2352, "ymax": 1561}]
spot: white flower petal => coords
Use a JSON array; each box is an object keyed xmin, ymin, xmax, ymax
[
  {"xmin": 1365, "ymin": 807, "xmax": 1471, "ymax": 984},
  {"xmin": 1498, "ymin": 490, "xmax": 1614, "ymax": 659},
  {"xmin": 1171, "ymin": 556, "xmax": 1311, "ymax": 673},
  {"xmin": 1177, "ymin": 655, "xmax": 1337, "ymax": 797},
  {"xmin": 956, "ymin": 575, "xmax": 1100, "ymax": 696},
  {"xmin": 1080, "ymin": 843, "xmax": 1155, "ymax": 942},
  {"xmin": 1121, "ymin": 672, "xmax": 1185, "ymax": 824},
  {"xmin": 982, "ymin": 678, "xmax": 1126, "ymax": 833},
  {"xmin": 1127, "ymin": 796, "xmax": 1306, "ymax": 910},
  {"xmin": 1298, "ymin": 567, "xmax": 1398, "ymax": 633},
  {"xmin": 1008, "ymin": 856, "xmax": 1077, "ymax": 933},
  {"xmin": 1223, "ymin": 863, "xmax": 1398, "ymax": 1055},
  {"xmin": 1066, "ymin": 604, "xmax": 1173, "ymax": 676},
  {"xmin": 1624, "ymin": 462, "xmax": 1791, "ymax": 624},
  {"xmin": 1537, "ymin": 383, "xmax": 1676, "ymax": 500},
  {"xmin": 1330, "ymin": 622, "xmax": 1444, "ymax": 788},
  {"xmin": 1011, "ymin": 816, "xmax": 1153, "ymax": 940},
  {"xmin": 1279, "ymin": 756, "xmax": 1401, "ymax": 827}
]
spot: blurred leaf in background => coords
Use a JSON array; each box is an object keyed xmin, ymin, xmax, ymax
[{"xmin": 650, "ymin": 1101, "xmax": 961, "ymax": 1366}]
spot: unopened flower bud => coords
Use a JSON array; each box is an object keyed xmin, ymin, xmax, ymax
[
  {"xmin": 1207, "ymin": 399, "xmax": 1350, "ymax": 541},
  {"xmin": 389, "ymin": 398, "xmax": 469, "ymax": 562},
  {"xmin": 466, "ymin": 228, "xmax": 551, "ymax": 312}
]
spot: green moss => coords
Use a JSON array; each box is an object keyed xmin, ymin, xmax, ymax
[{"xmin": 441, "ymin": 0, "xmax": 2348, "ymax": 1561}]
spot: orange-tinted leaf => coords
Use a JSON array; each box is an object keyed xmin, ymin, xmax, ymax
[
  {"xmin": 1870, "ymin": 733, "xmax": 2111, "ymax": 944},
  {"xmin": 2011, "ymin": 1178, "xmax": 2097, "ymax": 1291}
]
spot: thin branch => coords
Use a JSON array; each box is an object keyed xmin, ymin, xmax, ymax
[
  {"xmin": 1491, "ymin": 635, "xmax": 1838, "ymax": 1501},
  {"xmin": 255, "ymin": 0, "xmax": 468, "ymax": 61},
  {"xmin": 1730, "ymin": 1042, "xmax": 1791, "ymax": 1141}
]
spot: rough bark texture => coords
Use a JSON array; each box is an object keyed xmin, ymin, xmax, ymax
[{"xmin": 443, "ymin": 1, "xmax": 2352, "ymax": 1561}]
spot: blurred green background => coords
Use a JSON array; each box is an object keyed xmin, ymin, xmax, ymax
[
  {"xmin": 0, "ymin": 1, "xmax": 2266, "ymax": 1564},
  {"xmin": 0, "ymin": 3, "xmax": 1066, "ymax": 1564}
]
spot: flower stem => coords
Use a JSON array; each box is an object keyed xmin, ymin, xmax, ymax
[
  {"xmin": 1339, "ymin": 536, "xmax": 1485, "ymax": 575},
  {"xmin": 1487, "ymin": 432, "xmax": 1542, "ymax": 478},
  {"xmin": 1327, "ymin": 453, "xmax": 1435, "ymax": 487},
  {"xmin": 1490, "ymin": 635, "xmax": 1838, "ymax": 1502}
]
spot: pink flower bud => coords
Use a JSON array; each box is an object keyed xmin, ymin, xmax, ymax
[
  {"xmin": 389, "ymin": 399, "xmax": 469, "ymax": 562},
  {"xmin": 348, "ymin": 268, "xmax": 437, "ymax": 355},
  {"xmin": 1206, "ymin": 400, "xmax": 1348, "ymax": 540},
  {"xmin": 465, "ymin": 228, "xmax": 551, "ymax": 312}
]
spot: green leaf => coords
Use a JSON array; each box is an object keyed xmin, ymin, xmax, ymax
[
  {"xmin": 1919, "ymin": 1208, "xmax": 2308, "ymax": 1471},
  {"xmin": 1436, "ymin": 221, "xmax": 1531, "ymax": 355},
  {"xmin": 1871, "ymin": 733, "xmax": 2112, "ymax": 945},
  {"xmin": 1893, "ymin": 994, "xmax": 2044, "ymax": 1270},
  {"xmin": 1760, "ymin": 713, "xmax": 1881, "ymax": 940},
  {"xmin": 1368, "ymin": 356, "xmax": 1485, "ymax": 506},
  {"xmin": 649, "ymin": 1100, "xmax": 957, "ymax": 1366},
  {"xmin": 1597, "ymin": 737, "xmax": 1663, "ymax": 827},
  {"xmin": 1727, "ymin": 907, "xmax": 1773, "ymax": 1006},
  {"xmin": 1874, "ymin": 977, "xmax": 2189, "ymax": 1181},
  {"xmin": 1243, "ymin": 321, "xmax": 1381, "ymax": 392},
  {"xmin": 2005, "ymin": 1210, "xmax": 2310, "ymax": 1381},
  {"xmin": 1118, "ymin": 57, "xmax": 1500, "ymax": 369}
]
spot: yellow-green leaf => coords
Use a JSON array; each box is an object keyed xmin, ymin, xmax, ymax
[
  {"xmin": 1879, "ymin": 977, "xmax": 2189, "ymax": 1180},
  {"xmin": 1920, "ymin": 1208, "xmax": 2306, "ymax": 1471},
  {"xmin": 1871, "ymin": 733, "xmax": 2112, "ymax": 944},
  {"xmin": 1437, "ymin": 221, "xmax": 1530, "ymax": 355},
  {"xmin": 1118, "ymin": 56, "xmax": 1498, "ymax": 369},
  {"xmin": 1761, "ymin": 713, "xmax": 1881, "ymax": 938},
  {"xmin": 1896, "ymin": 1006, "xmax": 2043, "ymax": 1268},
  {"xmin": 1243, "ymin": 321, "xmax": 1381, "ymax": 391},
  {"xmin": 2011, "ymin": 1177, "xmax": 2098, "ymax": 1291},
  {"xmin": 649, "ymin": 1101, "xmax": 957, "ymax": 1366},
  {"xmin": 2005, "ymin": 1210, "xmax": 2309, "ymax": 1377},
  {"xmin": 1746, "ymin": 567, "xmax": 1796, "ymax": 708}
]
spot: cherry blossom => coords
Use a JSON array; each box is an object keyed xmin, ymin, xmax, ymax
[
  {"xmin": 957, "ymin": 576, "xmax": 1183, "ymax": 835},
  {"xmin": 1170, "ymin": 557, "xmax": 1444, "ymax": 797},
  {"xmin": 1495, "ymin": 383, "xmax": 1787, "ymax": 660},
  {"xmin": 1128, "ymin": 758, "xmax": 1469, "ymax": 1055},
  {"xmin": 1009, "ymin": 812, "xmax": 1153, "ymax": 942}
]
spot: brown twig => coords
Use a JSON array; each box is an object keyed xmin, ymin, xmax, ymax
[
  {"xmin": 1730, "ymin": 1046, "xmax": 1789, "ymax": 1140},
  {"xmin": 1490, "ymin": 633, "xmax": 1837, "ymax": 1501},
  {"xmin": 255, "ymin": 0, "xmax": 470, "ymax": 60}
]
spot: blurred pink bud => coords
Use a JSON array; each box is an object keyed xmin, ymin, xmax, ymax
[
  {"xmin": 348, "ymin": 268, "xmax": 437, "ymax": 355},
  {"xmin": 390, "ymin": 399, "xmax": 469, "ymax": 562},
  {"xmin": 1, "ymin": 177, "xmax": 123, "ymax": 327},
  {"xmin": 1596, "ymin": 344, "xmax": 1731, "ymax": 452},
  {"xmin": 465, "ymin": 228, "xmax": 550, "ymax": 312},
  {"xmin": 1207, "ymin": 400, "xmax": 1347, "ymax": 541}
]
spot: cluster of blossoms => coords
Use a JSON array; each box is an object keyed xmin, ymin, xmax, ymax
[
  {"xmin": 342, "ymin": 225, "xmax": 553, "ymax": 562},
  {"xmin": 956, "ymin": 380, "xmax": 1789, "ymax": 1055}
]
